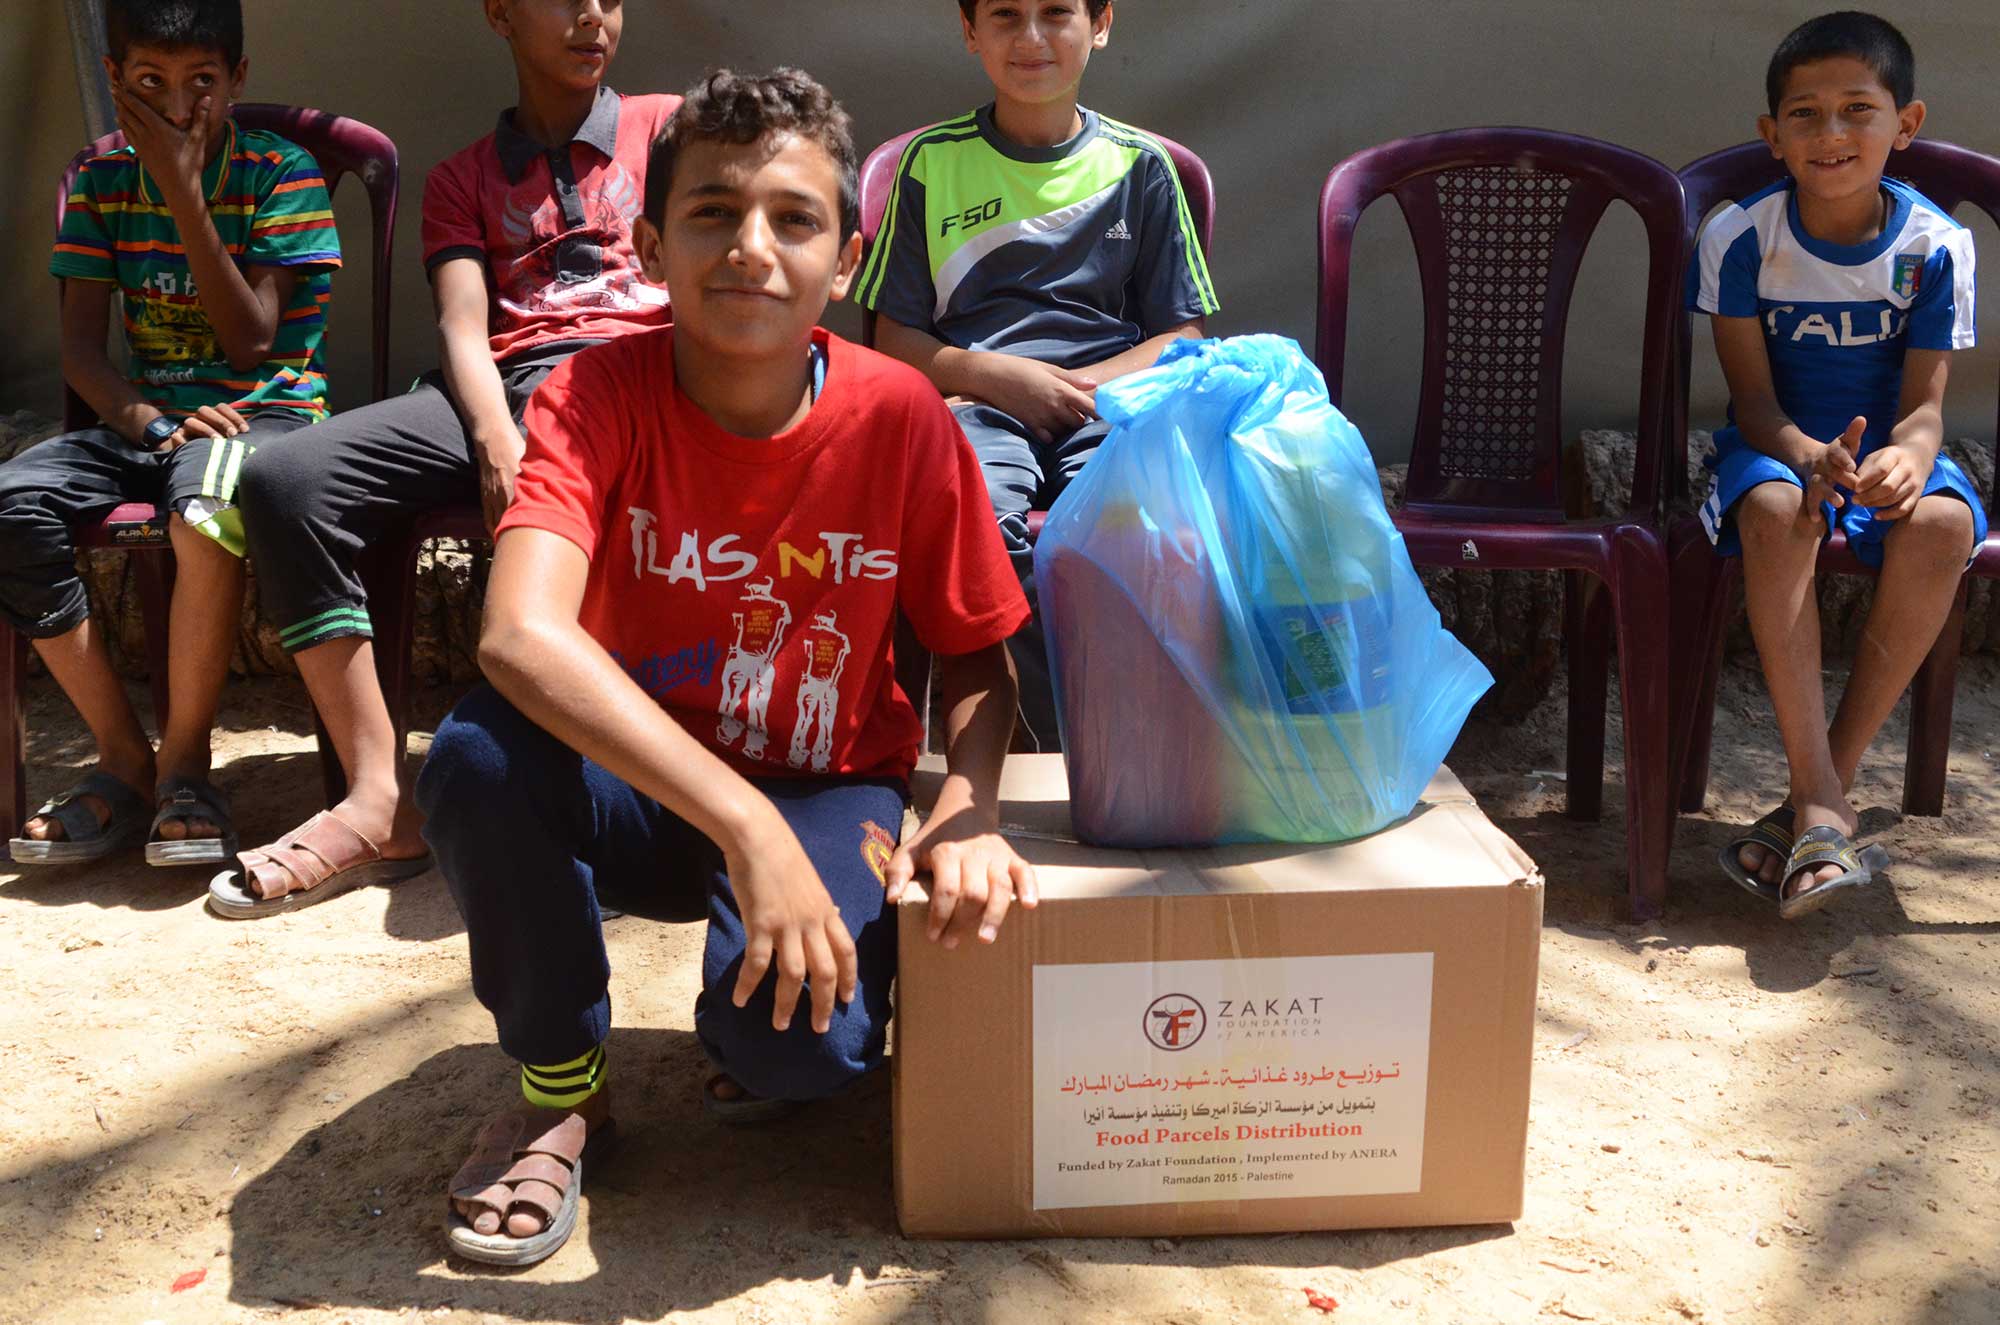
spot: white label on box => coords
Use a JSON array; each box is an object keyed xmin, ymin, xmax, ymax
[{"xmin": 1031, "ymin": 954, "xmax": 1433, "ymax": 1210}]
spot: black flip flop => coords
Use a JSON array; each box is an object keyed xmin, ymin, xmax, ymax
[
  {"xmin": 1719, "ymin": 805, "xmax": 1794, "ymax": 903},
  {"xmin": 1777, "ymin": 825, "xmax": 1878, "ymax": 921}
]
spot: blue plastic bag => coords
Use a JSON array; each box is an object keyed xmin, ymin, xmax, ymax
[{"xmin": 1035, "ymin": 335, "xmax": 1493, "ymax": 846}]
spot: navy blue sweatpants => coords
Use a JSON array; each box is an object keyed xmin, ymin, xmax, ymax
[{"xmin": 415, "ymin": 686, "xmax": 905, "ymax": 1102}]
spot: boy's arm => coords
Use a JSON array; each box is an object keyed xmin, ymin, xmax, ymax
[
  {"xmin": 1072, "ymin": 319, "xmax": 1206, "ymax": 384},
  {"xmin": 480, "ymin": 526, "xmax": 859, "ymax": 1034},
  {"xmin": 1852, "ymin": 348, "xmax": 1950, "ymax": 519},
  {"xmin": 433, "ymin": 258, "xmax": 529, "ymax": 532},
  {"xmin": 883, "ymin": 641, "xmax": 1038, "ymax": 947},
  {"xmin": 59, "ymin": 279, "xmax": 159, "ymax": 444},
  {"xmin": 113, "ymin": 89, "xmax": 297, "ymax": 372},
  {"xmin": 53, "ymin": 278, "xmax": 248, "ymax": 448},
  {"xmin": 874, "ymin": 315, "xmax": 1098, "ymax": 444}
]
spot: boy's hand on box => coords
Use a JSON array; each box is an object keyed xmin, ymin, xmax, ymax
[
  {"xmin": 727, "ymin": 821, "xmax": 859, "ymax": 1035},
  {"xmin": 112, "ymin": 88, "xmax": 212, "ymax": 206},
  {"xmin": 886, "ymin": 815, "xmax": 1039, "ymax": 950},
  {"xmin": 1851, "ymin": 440, "xmax": 1929, "ymax": 520},
  {"xmin": 968, "ymin": 354, "xmax": 1099, "ymax": 444}
]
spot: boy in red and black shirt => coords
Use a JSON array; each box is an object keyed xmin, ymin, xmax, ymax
[
  {"xmin": 213, "ymin": 0, "xmax": 679, "ymax": 915},
  {"xmin": 415, "ymin": 69, "xmax": 1034, "ymax": 1267}
]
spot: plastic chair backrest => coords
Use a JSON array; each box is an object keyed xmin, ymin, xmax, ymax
[
  {"xmin": 54, "ymin": 103, "xmax": 400, "ymax": 430},
  {"xmin": 1316, "ymin": 127, "xmax": 1686, "ymax": 525},
  {"xmin": 856, "ymin": 122, "xmax": 1217, "ymax": 343},
  {"xmin": 1676, "ymin": 138, "xmax": 2000, "ymax": 506}
]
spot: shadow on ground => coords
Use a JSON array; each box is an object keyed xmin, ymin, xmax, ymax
[{"xmin": 220, "ymin": 1030, "xmax": 1510, "ymax": 1322}]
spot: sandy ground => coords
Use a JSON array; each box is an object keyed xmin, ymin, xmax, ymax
[{"xmin": 2, "ymin": 658, "xmax": 1998, "ymax": 1325}]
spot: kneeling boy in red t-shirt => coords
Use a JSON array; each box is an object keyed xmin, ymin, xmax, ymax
[{"xmin": 415, "ymin": 68, "xmax": 1035, "ymax": 1266}]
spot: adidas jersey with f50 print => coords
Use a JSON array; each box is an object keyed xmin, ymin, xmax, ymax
[
  {"xmin": 855, "ymin": 105, "xmax": 1219, "ymax": 371},
  {"xmin": 1691, "ymin": 177, "xmax": 1975, "ymax": 452}
]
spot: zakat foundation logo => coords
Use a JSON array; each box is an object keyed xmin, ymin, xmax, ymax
[{"xmin": 1143, "ymin": 994, "xmax": 1206, "ymax": 1052}]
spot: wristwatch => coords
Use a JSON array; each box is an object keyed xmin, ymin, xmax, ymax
[{"xmin": 142, "ymin": 416, "xmax": 181, "ymax": 449}]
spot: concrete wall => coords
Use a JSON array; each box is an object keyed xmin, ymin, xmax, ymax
[{"xmin": 5, "ymin": 0, "xmax": 1998, "ymax": 458}]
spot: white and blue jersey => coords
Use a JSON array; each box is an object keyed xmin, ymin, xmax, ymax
[{"xmin": 1691, "ymin": 178, "xmax": 1984, "ymax": 567}]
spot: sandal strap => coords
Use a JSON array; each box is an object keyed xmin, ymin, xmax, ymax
[
  {"xmin": 501, "ymin": 1178, "xmax": 565, "ymax": 1225},
  {"xmin": 150, "ymin": 775, "xmax": 233, "ymax": 841},
  {"xmin": 1785, "ymin": 825, "xmax": 1862, "ymax": 877},
  {"xmin": 236, "ymin": 812, "xmax": 383, "ymax": 900},
  {"xmin": 241, "ymin": 847, "xmax": 323, "ymax": 900},
  {"xmin": 33, "ymin": 773, "xmax": 146, "ymax": 844},
  {"xmin": 1738, "ymin": 807, "xmax": 1795, "ymax": 857},
  {"xmin": 449, "ymin": 1110, "xmax": 587, "ymax": 1213},
  {"xmin": 44, "ymin": 795, "xmax": 108, "ymax": 844},
  {"xmin": 499, "ymin": 1153, "xmax": 572, "ymax": 1191}
]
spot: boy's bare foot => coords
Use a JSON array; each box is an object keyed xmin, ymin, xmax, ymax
[
  {"xmin": 265, "ymin": 783, "xmax": 428, "ymax": 863},
  {"xmin": 19, "ymin": 748, "xmax": 154, "ymax": 842},
  {"xmin": 450, "ymin": 1089, "xmax": 612, "ymax": 1241}
]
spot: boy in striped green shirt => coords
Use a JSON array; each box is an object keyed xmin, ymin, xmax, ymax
[{"xmin": 3, "ymin": 0, "xmax": 339, "ymax": 865}]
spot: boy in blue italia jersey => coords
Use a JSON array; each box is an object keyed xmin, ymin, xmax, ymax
[
  {"xmin": 855, "ymin": 0, "xmax": 1220, "ymax": 751},
  {"xmin": 1694, "ymin": 11, "xmax": 1983, "ymax": 918}
]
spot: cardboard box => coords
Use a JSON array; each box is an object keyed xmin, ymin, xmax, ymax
[{"xmin": 893, "ymin": 755, "xmax": 1542, "ymax": 1239}]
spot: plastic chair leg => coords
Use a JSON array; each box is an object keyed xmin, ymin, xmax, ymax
[
  {"xmin": 133, "ymin": 550, "xmax": 176, "ymax": 728},
  {"xmin": 1901, "ymin": 579, "xmax": 1967, "ymax": 817},
  {"xmin": 1, "ymin": 626, "xmax": 25, "ymax": 846},
  {"xmin": 1563, "ymin": 569, "xmax": 1610, "ymax": 821},
  {"xmin": 1671, "ymin": 541, "xmax": 1735, "ymax": 815},
  {"xmin": 1609, "ymin": 527, "xmax": 1672, "ymax": 917}
]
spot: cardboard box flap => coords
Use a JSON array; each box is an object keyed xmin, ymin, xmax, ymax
[{"xmin": 908, "ymin": 755, "xmax": 1539, "ymax": 901}]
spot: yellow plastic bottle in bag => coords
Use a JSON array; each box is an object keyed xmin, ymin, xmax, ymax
[{"xmin": 1227, "ymin": 429, "xmax": 1393, "ymax": 841}]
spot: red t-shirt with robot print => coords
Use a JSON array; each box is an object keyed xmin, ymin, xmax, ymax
[{"xmin": 501, "ymin": 325, "xmax": 1029, "ymax": 781}]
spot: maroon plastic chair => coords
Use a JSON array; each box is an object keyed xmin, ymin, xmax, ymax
[
  {"xmin": 1668, "ymin": 139, "xmax": 2000, "ymax": 820},
  {"xmin": 1316, "ymin": 128, "xmax": 1686, "ymax": 914},
  {"xmin": 857, "ymin": 124, "xmax": 1216, "ymax": 745},
  {"xmin": 2, "ymin": 105, "xmax": 397, "ymax": 844}
]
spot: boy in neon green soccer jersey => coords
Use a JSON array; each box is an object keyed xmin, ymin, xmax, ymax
[{"xmin": 856, "ymin": 0, "xmax": 1220, "ymax": 751}]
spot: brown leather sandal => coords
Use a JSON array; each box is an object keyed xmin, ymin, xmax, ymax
[
  {"xmin": 445, "ymin": 1108, "xmax": 615, "ymax": 1266},
  {"xmin": 206, "ymin": 810, "xmax": 432, "ymax": 919}
]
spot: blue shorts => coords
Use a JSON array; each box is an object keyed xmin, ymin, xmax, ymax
[{"xmin": 1699, "ymin": 426, "xmax": 1987, "ymax": 570}]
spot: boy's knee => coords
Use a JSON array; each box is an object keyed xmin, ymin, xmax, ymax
[
  {"xmin": 418, "ymin": 686, "xmax": 566, "ymax": 817},
  {"xmin": 235, "ymin": 441, "xmax": 312, "ymax": 518},
  {"xmin": 696, "ymin": 990, "xmax": 882, "ymax": 1102},
  {"xmin": 1892, "ymin": 495, "xmax": 1976, "ymax": 567},
  {"xmin": 1733, "ymin": 480, "xmax": 1811, "ymax": 544}
]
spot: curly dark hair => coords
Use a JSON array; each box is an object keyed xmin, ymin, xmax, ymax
[{"xmin": 645, "ymin": 68, "xmax": 859, "ymax": 241}]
